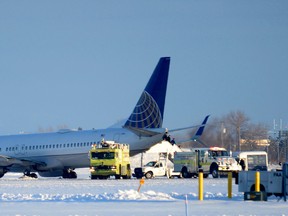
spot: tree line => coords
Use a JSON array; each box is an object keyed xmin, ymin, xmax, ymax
[{"xmin": 182, "ymin": 110, "xmax": 287, "ymax": 164}]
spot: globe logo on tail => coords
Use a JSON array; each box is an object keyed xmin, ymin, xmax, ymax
[{"xmin": 124, "ymin": 91, "xmax": 162, "ymax": 128}]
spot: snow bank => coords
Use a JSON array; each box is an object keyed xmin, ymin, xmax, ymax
[
  {"xmin": 0, "ymin": 190, "xmax": 245, "ymax": 202},
  {"xmin": 0, "ymin": 190, "xmax": 173, "ymax": 202}
]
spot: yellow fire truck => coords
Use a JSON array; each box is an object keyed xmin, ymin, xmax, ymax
[{"xmin": 89, "ymin": 141, "xmax": 131, "ymax": 179}]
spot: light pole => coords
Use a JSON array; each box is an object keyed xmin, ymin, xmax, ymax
[{"xmin": 221, "ymin": 122, "xmax": 226, "ymax": 148}]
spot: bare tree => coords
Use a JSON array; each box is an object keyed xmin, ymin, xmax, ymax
[
  {"xmin": 225, "ymin": 110, "xmax": 250, "ymax": 151},
  {"xmin": 241, "ymin": 123, "xmax": 269, "ymax": 151},
  {"xmin": 179, "ymin": 111, "xmax": 274, "ymax": 161}
]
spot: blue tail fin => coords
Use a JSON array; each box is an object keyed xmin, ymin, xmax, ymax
[{"xmin": 124, "ymin": 57, "xmax": 170, "ymax": 128}]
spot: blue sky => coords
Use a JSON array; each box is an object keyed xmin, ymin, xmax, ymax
[{"xmin": 0, "ymin": 1, "xmax": 287, "ymax": 135}]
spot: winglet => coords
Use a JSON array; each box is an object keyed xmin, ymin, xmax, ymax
[
  {"xmin": 191, "ymin": 115, "xmax": 210, "ymax": 141},
  {"xmin": 124, "ymin": 57, "xmax": 170, "ymax": 128}
]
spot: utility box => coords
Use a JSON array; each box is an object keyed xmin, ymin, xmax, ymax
[
  {"xmin": 238, "ymin": 171, "xmax": 283, "ymax": 194},
  {"xmin": 238, "ymin": 162, "xmax": 288, "ymax": 199}
]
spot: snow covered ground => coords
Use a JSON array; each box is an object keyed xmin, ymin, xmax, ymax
[{"xmin": 1, "ymin": 169, "xmax": 288, "ymax": 216}]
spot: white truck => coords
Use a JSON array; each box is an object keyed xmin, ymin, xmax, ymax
[
  {"xmin": 174, "ymin": 147, "xmax": 242, "ymax": 178},
  {"xmin": 235, "ymin": 151, "xmax": 268, "ymax": 171},
  {"xmin": 133, "ymin": 153, "xmax": 181, "ymax": 179}
]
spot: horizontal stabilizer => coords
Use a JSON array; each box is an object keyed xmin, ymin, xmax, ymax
[
  {"xmin": 125, "ymin": 126, "xmax": 163, "ymax": 137},
  {"xmin": 168, "ymin": 115, "xmax": 210, "ymax": 144}
]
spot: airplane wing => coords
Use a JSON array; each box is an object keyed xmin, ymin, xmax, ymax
[{"xmin": 0, "ymin": 155, "xmax": 45, "ymax": 167}]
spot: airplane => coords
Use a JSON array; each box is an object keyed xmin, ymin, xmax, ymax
[{"xmin": 0, "ymin": 57, "xmax": 209, "ymax": 179}]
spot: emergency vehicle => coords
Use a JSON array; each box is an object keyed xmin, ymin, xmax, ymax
[
  {"xmin": 174, "ymin": 147, "xmax": 241, "ymax": 178},
  {"xmin": 89, "ymin": 140, "xmax": 131, "ymax": 179}
]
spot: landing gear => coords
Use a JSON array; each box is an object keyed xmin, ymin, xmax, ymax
[
  {"xmin": 62, "ymin": 169, "xmax": 77, "ymax": 179},
  {"xmin": 0, "ymin": 168, "xmax": 7, "ymax": 178},
  {"xmin": 24, "ymin": 170, "xmax": 38, "ymax": 178}
]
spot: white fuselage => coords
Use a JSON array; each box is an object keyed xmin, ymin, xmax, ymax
[{"xmin": 0, "ymin": 127, "xmax": 165, "ymax": 173}]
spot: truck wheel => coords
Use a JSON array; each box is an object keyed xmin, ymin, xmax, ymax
[
  {"xmin": 123, "ymin": 175, "xmax": 130, "ymax": 179},
  {"xmin": 211, "ymin": 165, "xmax": 219, "ymax": 178},
  {"xmin": 181, "ymin": 167, "xmax": 190, "ymax": 178},
  {"xmin": 210, "ymin": 163, "xmax": 219, "ymax": 178},
  {"xmin": 145, "ymin": 171, "xmax": 153, "ymax": 179},
  {"xmin": 91, "ymin": 175, "xmax": 97, "ymax": 180}
]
